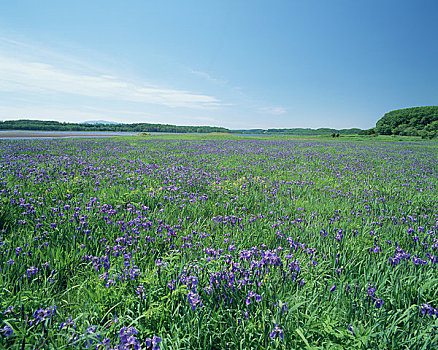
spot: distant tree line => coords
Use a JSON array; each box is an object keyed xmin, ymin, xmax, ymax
[
  {"xmin": 0, "ymin": 120, "xmax": 366, "ymax": 136},
  {"xmin": 233, "ymin": 128, "xmax": 362, "ymax": 135},
  {"xmin": 0, "ymin": 120, "xmax": 230, "ymax": 134},
  {"xmin": 360, "ymin": 106, "xmax": 438, "ymax": 139}
]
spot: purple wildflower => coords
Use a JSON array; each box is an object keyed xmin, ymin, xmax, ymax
[
  {"xmin": 269, "ymin": 324, "xmax": 284, "ymax": 340},
  {"xmin": 145, "ymin": 335, "xmax": 162, "ymax": 350},
  {"xmin": 1, "ymin": 325, "xmax": 13, "ymax": 338}
]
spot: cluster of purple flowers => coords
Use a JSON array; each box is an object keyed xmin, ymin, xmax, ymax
[
  {"xmin": 145, "ymin": 335, "xmax": 162, "ymax": 350},
  {"xmin": 420, "ymin": 303, "xmax": 438, "ymax": 317},
  {"xmin": 26, "ymin": 266, "xmax": 38, "ymax": 278},
  {"xmin": 29, "ymin": 305, "xmax": 57, "ymax": 326},
  {"xmin": 0, "ymin": 137, "xmax": 437, "ymax": 348},
  {"xmin": 118, "ymin": 326, "xmax": 142, "ymax": 350},
  {"xmin": 245, "ymin": 290, "xmax": 262, "ymax": 305},
  {"xmin": 366, "ymin": 284, "xmax": 384, "ymax": 309},
  {"xmin": 187, "ymin": 291, "xmax": 203, "ymax": 311}
]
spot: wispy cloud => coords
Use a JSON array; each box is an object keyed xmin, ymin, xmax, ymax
[
  {"xmin": 189, "ymin": 69, "xmax": 228, "ymax": 86},
  {"xmin": 259, "ymin": 106, "xmax": 287, "ymax": 115},
  {"xmin": 0, "ymin": 55, "xmax": 223, "ymax": 110}
]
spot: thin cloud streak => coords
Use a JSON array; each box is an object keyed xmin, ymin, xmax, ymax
[
  {"xmin": 189, "ymin": 69, "xmax": 228, "ymax": 86},
  {"xmin": 259, "ymin": 106, "xmax": 287, "ymax": 115},
  {"xmin": 0, "ymin": 55, "xmax": 223, "ymax": 109}
]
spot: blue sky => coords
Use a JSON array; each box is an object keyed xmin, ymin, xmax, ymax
[{"xmin": 0, "ymin": 0, "xmax": 437, "ymax": 129}]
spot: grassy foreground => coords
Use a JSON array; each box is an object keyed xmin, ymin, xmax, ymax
[{"xmin": 0, "ymin": 136, "xmax": 437, "ymax": 349}]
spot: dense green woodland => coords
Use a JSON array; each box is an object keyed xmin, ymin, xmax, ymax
[
  {"xmin": 0, "ymin": 120, "xmax": 229, "ymax": 134},
  {"xmin": 362, "ymin": 106, "xmax": 438, "ymax": 139}
]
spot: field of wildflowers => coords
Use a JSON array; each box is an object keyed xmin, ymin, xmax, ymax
[{"xmin": 0, "ymin": 137, "xmax": 437, "ymax": 349}]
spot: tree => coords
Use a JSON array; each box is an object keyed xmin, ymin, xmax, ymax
[{"xmin": 374, "ymin": 106, "xmax": 438, "ymax": 136}]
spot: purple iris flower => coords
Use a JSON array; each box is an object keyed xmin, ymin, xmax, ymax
[
  {"xmin": 145, "ymin": 335, "xmax": 162, "ymax": 350},
  {"xmin": 269, "ymin": 325, "xmax": 284, "ymax": 340},
  {"xmin": 1, "ymin": 325, "xmax": 13, "ymax": 338}
]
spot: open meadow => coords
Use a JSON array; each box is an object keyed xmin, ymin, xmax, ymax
[{"xmin": 1, "ymin": 136, "xmax": 437, "ymax": 349}]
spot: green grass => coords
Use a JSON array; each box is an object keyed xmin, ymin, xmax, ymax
[{"xmin": 0, "ymin": 136, "xmax": 437, "ymax": 349}]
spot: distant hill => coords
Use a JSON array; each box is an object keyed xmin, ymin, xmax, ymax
[
  {"xmin": 82, "ymin": 120, "xmax": 121, "ymax": 125},
  {"xmin": 367, "ymin": 106, "xmax": 438, "ymax": 139}
]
